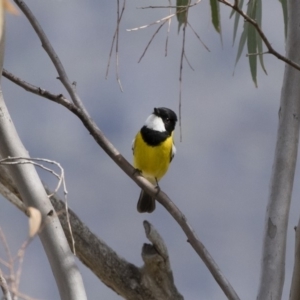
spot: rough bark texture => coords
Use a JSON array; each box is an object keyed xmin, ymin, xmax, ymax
[{"xmin": 0, "ymin": 164, "xmax": 184, "ymax": 300}]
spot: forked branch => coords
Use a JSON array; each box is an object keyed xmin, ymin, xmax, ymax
[{"xmin": 8, "ymin": 1, "xmax": 240, "ymax": 299}]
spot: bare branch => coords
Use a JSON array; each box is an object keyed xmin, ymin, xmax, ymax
[
  {"xmin": 3, "ymin": 59, "xmax": 240, "ymax": 300},
  {"xmin": 219, "ymin": 0, "xmax": 300, "ymax": 72},
  {"xmin": 8, "ymin": 2, "xmax": 241, "ymax": 298},
  {"xmin": 187, "ymin": 22, "xmax": 210, "ymax": 52},
  {"xmin": 0, "ymin": 269, "xmax": 12, "ymax": 300},
  {"xmin": 0, "ymin": 170, "xmax": 184, "ymax": 299},
  {"xmin": 137, "ymin": 0, "xmax": 202, "ymax": 9},
  {"xmin": 13, "ymin": 0, "xmax": 86, "ymax": 111},
  {"xmin": 106, "ymin": 0, "xmax": 125, "ymax": 92},
  {"xmin": 178, "ymin": 24, "xmax": 186, "ymax": 142},
  {"xmin": 138, "ymin": 21, "xmax": 167, "ymax": 63}
]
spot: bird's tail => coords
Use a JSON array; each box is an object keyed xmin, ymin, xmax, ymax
[{"xmin": 137, "ymin": 189, "xmax": 155, "ymax": 213}]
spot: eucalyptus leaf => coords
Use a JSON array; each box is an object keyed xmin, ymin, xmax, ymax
[
  {"xmin": 234, "ymin": 22, "xmax": 248, "ymax": 67},
  {"xmin": 278, "ymin": 0, "xmax": 287, "ymax": 39},
  {"xmin": 210, "ymin": 0, "xmax": 221, "ymax": 33},
  {"xmin": 177, "ymin": 0, "xmax": 190, "ymax": 33},
  {"xmin": 247, "ymin": 22, "xmax": 257, "ymax": 87},
  {"xmin": 232, "ymin": 0, "xmax": 244, "ymax": 46},
  {"xmin": 256, "ymin": 0, "xmax": 267, "ymax": 74}
]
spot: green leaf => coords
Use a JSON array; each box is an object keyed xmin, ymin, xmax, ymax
[
  {"xmin": 234, "ymin": 22, "xmax": 248, "ymax": 67},
  {"xmin": 232, "ymin": 0, "xmax": 244, "ymax": 46},
  {"xmin": 256, "ymin": 0, "xmax": 267, "ymax": 74},
  {"xmin": 278, "ymin": 0, "xmax": 287, "ymax": 39},
  {"xmin": 210, "ymin": 0, "xmax": 221, "ymax": 33},
  {"xmin": 177, "ymin": 0, "xmax": 190, "ymax": 33},
  {"xmin": 247, "ymin": 0, "xmax": 258, "ymax": 86}
]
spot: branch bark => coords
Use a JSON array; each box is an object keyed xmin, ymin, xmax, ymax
[
  {"xmin": 6, "ymin": 1, "xmax": 240, "ymax": 299},
  {"xmin": 0, "ymin": 165, "xmax": 184, "ymax": 300},
  {"xmin": 257, "ymin": 2, "xmax": 300, "ymax": 300},
  {"xmin": 0, "ymin": 4, "xmax": 87, "ymax": 300}
]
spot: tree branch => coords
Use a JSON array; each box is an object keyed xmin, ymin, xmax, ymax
[
  {"xmin": 0, "ymin": 3, "xmax": 87, "ymax": 299},
  {"xmin": 3, "ymin": 68, "xmax": 240, "ymax": 300},
  {"xmin": 0, "ymin": 165, "xmax": 184, "ymax": 300},
  {"xmin": 6, "ymin": 1, "xmax": 241, "ymax": 299},
  {"xmin": 219, "ymin": 0, "xmax": 300, "ymax": 72}
]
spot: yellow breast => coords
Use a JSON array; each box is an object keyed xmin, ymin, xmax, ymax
[{"xmin": 133, "ymin": 131, "xmax": 173, "ymax": 183}]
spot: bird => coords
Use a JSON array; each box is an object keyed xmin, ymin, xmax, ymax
[{"xmin": 132, "ymin": 107, "xmax": 177, "ymax": 213}]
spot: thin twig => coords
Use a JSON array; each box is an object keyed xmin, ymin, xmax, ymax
[
  {"xmin": 219, "ymin": 0, "xmax": 300, "ymax": 71},
  {"xmin": 0, "ymin": 269, "xmax": 12, "ymax": 300},
  {"xmin": 184, "ymin": 53, "xmax": 195, "ymax": 71},
  {"xmin": 138, "ymin": 21, "xmax": 167, "ymax": 63},
  {"xmin": 115, "ymin": 0, "xmax": 125, "ymax": 92},
  {"xmin": 137, "ymin": 0, "xmax": 202, "ymax": 9},
  {"xmin": 2, "ymin": 69, "xmax": 75, "ymax": 110},
  {"xmin": 246, "ymin": 51, "xmax": 269, "ymax": 57},
  {"xmin": 165, "ymin": 0, "xmax": 172, "ymax": 57},
  {"xmin": 179, "ymin": 24, "xmax": 187, "ymax": 142},
  {"xmin": 0, "ymin": 157, "xmax": 75, "ymax": 254},
  {"xmin": 127, "ymin": 13, "xmax": 175, "ymax": 31},
  {"xmin": 0, "ymin": 229, "xmax": 15, "ymax": 293},
  {"xmin": 187, "ymin": 22, "xmax": 210, "ymax": 52},
  {"xmin": 105, "ymin": 0, "xmax": 125, "ymax": 91},
  {"xmin": 14, "ymin": 0, "xmax": 88, "ymax": 111}
]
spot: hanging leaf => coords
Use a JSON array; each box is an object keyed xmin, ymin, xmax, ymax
[
  {"xmin": 247, "ymin": 20, "xmax": 257, "ymax": 87},
  {"xmin": 231, "ymin": 0, "xmax": 244, "ymax": 46},
  {"xmin": 278, "ymin": 0, "xmax": 287, "ymax": 39},
  {"xmin": 177, "ymin": 0, "xmax": 190, "ymax": 33},
  {"xmin": 210, "ymin": 0, "xmax": 221, "ymax": 33},
  {"xmin": 256, "ymin": 0, "xmax": 267, "ymax": 74},
  {"xmin": 234, "ymin": 22, "xmax": 248, "ymax": 67},
  {"xmin": 247, "ymin": 0, "xmax": 258, "ymax": 86}
]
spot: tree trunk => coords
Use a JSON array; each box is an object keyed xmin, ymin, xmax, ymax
[{"xmin": 257, "ymin": 2, "xmax": 300, "ymax": 299}]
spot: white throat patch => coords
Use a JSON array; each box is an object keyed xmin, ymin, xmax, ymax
[{"xmin": 145, "ymin": 114, "xmax": 165, "ymax": 132}]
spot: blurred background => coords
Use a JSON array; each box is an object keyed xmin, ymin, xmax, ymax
[{"xmin": 0, "ymin": 0, "xmax": 298, "ymax": 299}]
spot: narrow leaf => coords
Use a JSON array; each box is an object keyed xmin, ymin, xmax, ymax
[
  {"xmin": 177, "ymin": 0, "xmax": 190, "ymax": 33},
  {"xmin": 247, "ymin": 23, "xmax": 257, "ymax": 87},
  {"xmin": 210, "ymin": 0, "xmax": 221, "ymax": 33},
  {"xmin": 278, "ymin": 0, "xmax": 287, "ymax": 39},
  {"xmin": 232, "ymin": 0, "xmax": 244, "ymax": 45},
  {"xmin": 256, "ymin": 0, "xmax": 267, "ymax": 74},
  {"xmin": 234, "ymin": 22, "xmax": 248, "ymax": 67}
]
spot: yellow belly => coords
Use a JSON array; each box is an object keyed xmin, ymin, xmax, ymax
[{"xmin": 133, "ymin": 131, "xmax": 173, "ymax": 183}]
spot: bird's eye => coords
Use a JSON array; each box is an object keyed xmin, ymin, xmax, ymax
[{"xmin": 165, "ymin": 118, "xmax": 170, "ymax": 123}]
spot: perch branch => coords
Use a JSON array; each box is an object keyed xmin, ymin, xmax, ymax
[{"xmin": 8, "ymin": 2, "xmax": 240, "ymax": 299}]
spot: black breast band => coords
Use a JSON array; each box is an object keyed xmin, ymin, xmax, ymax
[{"xmin": 140, "ymin": 126, "xmax": 170, "ymax": 146}]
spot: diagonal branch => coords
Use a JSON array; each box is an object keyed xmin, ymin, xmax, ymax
[
  {"xmin": 2, "ymin": 66, "xmax": 240, "ymax": 299},
  {"xmin": 5, "ymin": 3, "xmax": 241, "ymax": 299},
  {"xmin": 219, "ymin": 0, "xmax": 300, "ymax": 72},
  {"xmin": 0, "ymin": 167, "xmax": 183, "ymax": 300}
]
